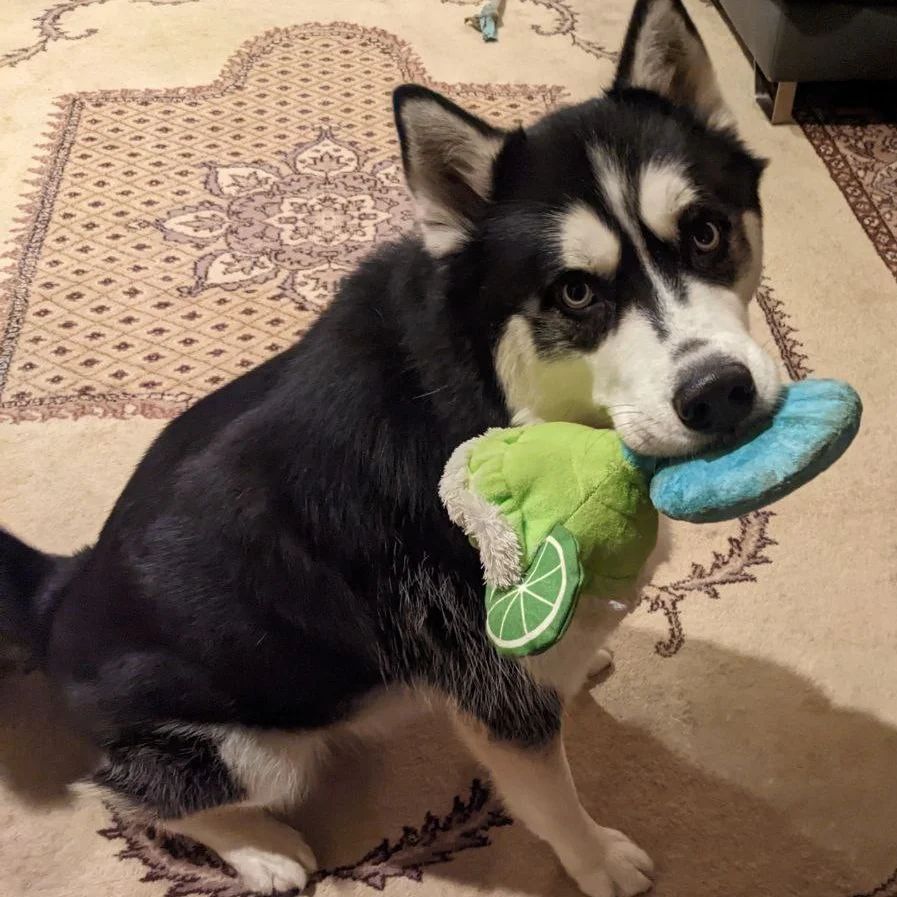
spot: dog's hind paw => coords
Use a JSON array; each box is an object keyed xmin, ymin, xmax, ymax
[
  {"xmin": 165, "ymin": 809, "xmax": 317, "ymax": 896},
  {"xmin": 225, "ymin": 845, "xmax": 314, "ymax": 894}
]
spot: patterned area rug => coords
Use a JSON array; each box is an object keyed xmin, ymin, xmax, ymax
[
  {"xmin": 0, "ymin": 22, "xmax": 561, "ymax": 421},
  {"xmin": 797, "ymin": 84, "xmax": 897, "ymax": 282},
  {"xmin": 1, "ymin": 2, "xmax": 896, "ymax": 897}
]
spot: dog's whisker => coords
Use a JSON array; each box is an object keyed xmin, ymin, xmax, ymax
[
  {"xmin": 412, "ymin": 385, "xmax": 448, "ymax": 400},
  {"xmin": 613, "ymin": 420, "xmax": 653, "ymax": 454}
]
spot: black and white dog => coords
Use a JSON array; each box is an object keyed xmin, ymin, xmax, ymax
[{"xmin": 0, "ymin": 2, "xmax": 780, "ymax": 895}]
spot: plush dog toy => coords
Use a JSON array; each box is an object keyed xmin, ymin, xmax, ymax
[{"xmin": 439, "ymin": 379, "xmax": 861, "ymax": 656}]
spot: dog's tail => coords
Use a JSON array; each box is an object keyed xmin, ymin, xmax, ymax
[{"xmin": 0, "ymin": 529, "xmax": 58, "ymax": 651}]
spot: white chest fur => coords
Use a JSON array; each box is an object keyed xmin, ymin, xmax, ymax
[{"xmin": 523, "ymin": 592, "xmax": 637, "ymax": 701}]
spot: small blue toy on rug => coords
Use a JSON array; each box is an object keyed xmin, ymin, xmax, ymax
[{"xmin": 465, "ymin": 0, "xmax": 503, "ymax": 41}]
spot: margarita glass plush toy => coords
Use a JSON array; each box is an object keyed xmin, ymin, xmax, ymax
[{"xmin": 439, "ymin": 379, "xmax": 861, "ymax": 657}]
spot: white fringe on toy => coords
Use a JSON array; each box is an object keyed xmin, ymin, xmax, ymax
[{"xmin": 438, "ymin": 435, "xmax": 522, "ymax": 589}]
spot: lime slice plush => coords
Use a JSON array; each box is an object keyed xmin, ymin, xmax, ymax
[{"xmin": 485, "ymin": 525, "xmax": 583, "ymax": 657}]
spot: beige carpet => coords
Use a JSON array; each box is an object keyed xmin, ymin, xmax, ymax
[{"xmin": 1, "ymin": 1, "xmax": 896, "ymax": 895}]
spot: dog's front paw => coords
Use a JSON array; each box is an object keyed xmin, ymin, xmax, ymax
[
  {"xmin": 588, "ymin": 647, "xmax": 615, "ymax": 677},
  {"xmin": 570, "ymin": 826, "xmax": 654, "ymax": 897}
]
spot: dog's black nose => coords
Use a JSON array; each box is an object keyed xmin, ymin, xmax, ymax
[{"xmin": 673, "ymin": 360, "xmax": 756, "ymax": 433}]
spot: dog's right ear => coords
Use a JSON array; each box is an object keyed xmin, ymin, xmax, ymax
[{"xmin": 393, "ymin": 85, "xmax": 506, "ymax": 257}]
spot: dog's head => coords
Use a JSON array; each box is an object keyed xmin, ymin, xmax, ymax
[{"xmin": 394, "ymin": 0, "xmax": 779, "ymax": 457}]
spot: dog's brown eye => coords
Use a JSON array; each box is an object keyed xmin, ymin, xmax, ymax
[
  {"xmin": 691, "ymin": 220, "xmax": 721, "ymax": 253},
  {"xmin": 559, "ymin": 279, "xmax": 594, "ymax": 310}
]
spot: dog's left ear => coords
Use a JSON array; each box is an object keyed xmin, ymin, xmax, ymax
[
  {"xmin": 394, "ymin": 85, "xmax": 506, "ymax": 256},
  {"xmin": 613, "ymin": 0, "xmax": 732, "ymax": 129}
]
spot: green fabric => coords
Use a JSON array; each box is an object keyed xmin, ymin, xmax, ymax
[
  {"xmin": 485, "ymin": 524, "xmax": 582, "ymax": 656},
  {"xmin": 468, "ymin": 423, "xmax": 658, "ymax": 597},
  {"xmin": 452, "ymin": 382, "xmax": 859, "ymax": 658}
]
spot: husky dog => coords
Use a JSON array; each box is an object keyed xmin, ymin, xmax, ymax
[{"xmin": 0, "ymin": 1, "xmax": 777, "ymax": 894}]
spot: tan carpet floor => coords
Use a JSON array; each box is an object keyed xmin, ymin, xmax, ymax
[{"xmin": 1, "ymin": 1, "xmax": 895, "ymax": 896}]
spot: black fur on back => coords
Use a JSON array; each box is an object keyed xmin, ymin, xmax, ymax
[{"xmin": 30, "ymin": 236, "xmax": 560, "ymax": 760}]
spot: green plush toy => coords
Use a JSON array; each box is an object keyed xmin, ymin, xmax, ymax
[{"xmin": 439, "ymin": 379, "xmax": 862, "ymax": 657}]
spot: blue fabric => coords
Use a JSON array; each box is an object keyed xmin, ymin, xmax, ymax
[{"xmin": 627, "ymin": 379, "xmax": 862, "ymax": 523}]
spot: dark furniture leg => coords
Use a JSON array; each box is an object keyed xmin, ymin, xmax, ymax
[{"xmin": 754, "ymin": 62, "xmax": 796, "ymax": 125}]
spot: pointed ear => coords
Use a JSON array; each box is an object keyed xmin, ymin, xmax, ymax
[
  {"xmin": 393, "ymin": 85, "xmax": 506, "ymax": 256},
  {"xmin": 613, "ymin": 0, "xmax": 732, "ymax": 129}
]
